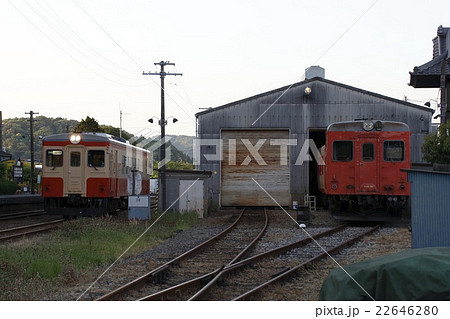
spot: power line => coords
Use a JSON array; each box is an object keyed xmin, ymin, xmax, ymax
[
  {"xmin": 23, "ymin": 0, "xmax": 146, "ymax": 85},
  {"xmin": 8, "ymin": 1, "xmax": 148, "ymax": 87},
  {"xmin": 174, "ymin": 66, "xmax": 198, "ymax": 113},
  {"xmin": 72, "ymin": 0, "xmax": 145, "ymax": 71},
  {"xmin": 252, "ymin": 0, "xmax": 379, "ymax": 126},
  {"xmin": 40, "ymin": 0, "xmax": 133, "ymax": 74},
  {"xmin": 71, "ymin": 0, "xmax": 197, "ymax": 123}
]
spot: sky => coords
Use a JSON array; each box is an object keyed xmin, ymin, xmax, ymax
[{"xmin": 0, "ymin": 0, "xmax": 448, "ymax": 138}]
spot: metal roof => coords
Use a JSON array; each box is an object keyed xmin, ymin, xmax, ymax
[{"xmin": 196, "ymin": 77, "xmax": 433, "ymax": 117}]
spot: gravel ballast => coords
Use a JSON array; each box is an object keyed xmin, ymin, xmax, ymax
[{"xmin": 45, "ymin": 208, "xmax": 411, "ymax": 301}]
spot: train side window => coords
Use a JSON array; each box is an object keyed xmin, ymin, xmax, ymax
[
  {"xmin": 70, "ymin": 151, "xmax": 81, "ymax": 167},
  {"xmin": 88, "ymin": 150, "xmax": 105, "ymax": 167},
  {"xmin": 46, "ymin": 150, "xmax": 63, "ymax": 167},
  {"xmin": 332, "ymin": 141, "xmax": 353, "ymax": 161},
  {"xmin": 383, "ymin": 141, "xmax": 404, "ymax": 161},
  {"xmin": 147, "ymin": 153, "xmax": 153, "ymax": 174},
  {"xmin": 362, "ymin": 143, "xmax": 374, "ymax": 161},
  {"xmin": 122, "ymin": 155, "xmax": 126, "ymax": 174}
]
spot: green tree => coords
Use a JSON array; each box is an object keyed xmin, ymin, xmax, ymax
[
  {"xmin": 2, "ymin": 116, "xmax": 193, "ymax": 166},
  {"xmin": 166, "ymin": 159, "xmax": 194, "ymax": 170},
  {"xmin": 2, "ymin": 116, "xmax": 77, "ymax": 161},
  {"xmin": 152, "ymin": 159, "xmax": 194, "ymax": 178},
  {"xmin": 422, "ymin": 123, "xmax": 450, "ymax": 164},
  {"xmin": 101, "ymin": 125, "xmax": 132, "ymax": 140},
  {"xmin": 74, "ymin": 116, "xmax": 103, "ymax": 133}
]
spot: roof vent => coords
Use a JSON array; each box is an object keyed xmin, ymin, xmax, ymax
[{"xmin": 305, "ymin": 65, "xmax": 325, "ymax": 80}]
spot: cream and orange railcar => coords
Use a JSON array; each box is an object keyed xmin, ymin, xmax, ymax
[{"xmin": 42, "ymin": 132, "xmax": 152, "ymax": 216}]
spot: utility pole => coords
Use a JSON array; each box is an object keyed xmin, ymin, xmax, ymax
[
  {"xmin": 25, "ymin": 111, "xmax": 38, "ymax": 194},
  {"xmin": 0, "ymin": 111, "xmax": 3, "ymax": 151},
  {"xmin": 119, "ymin": 110, "xmax": 130, "ymax": 138},
  {"xmin": 143, "ymin": 61, "xmax": 182, "ymax": 212},
  {"xmin": 120, "ymin": 110, "xmax": 123, "ymax": 138}
]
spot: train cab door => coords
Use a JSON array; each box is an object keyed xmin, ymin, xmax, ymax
[
  {"xmin": 64, "ymin": 147, "xmax": 85, "ymax": 194},
  {"xmin": 356, "ymin": 139, "xmax": 379, "ymax": 193}
]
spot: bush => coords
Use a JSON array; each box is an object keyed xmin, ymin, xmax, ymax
[
  {"xmin": 0, "ymin": 161, "xmax": 14, "ymax": 180},
  {"xmin": 422, "ymin": 123, "xmax": 450, "ymax": 164},
  {"xmin": 0, "ymin": 179, "xmax": 19, "ymax": 195}
]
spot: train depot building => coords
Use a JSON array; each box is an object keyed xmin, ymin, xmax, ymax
[{"xmin": 195, "ymin": 67, "xmax": 433, "ymax": 211}]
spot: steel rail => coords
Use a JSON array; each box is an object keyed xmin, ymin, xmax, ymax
[
  {"xmin": 139, "ymin": 224, "xmax": 346, "ymax": 301},
  {"xmin": 0, "ymin": 209, "xmax": 47, "ymax": 221},
  {"xmin": 189, "ymin": 211, "xmax": 322, "ymax": 301},
  {"xmin": 97, "ymin": 208, "xmax": 247, "ymax": 301},
  {"xmin": 0, "ymin": 219, "xmax": 64, "ymax": 241},
  {"xmin": 232, "ymin": 224, "xmax": 380, "ymax": 301},
  {"xmin": 139, "ymin": 208, "xmax": 269, "ymax": 301}
]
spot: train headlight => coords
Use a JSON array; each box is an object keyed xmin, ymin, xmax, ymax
[
  {"xmin": 362, "ymin": 120, "xmax": 374, "ymax": 131},
  {"xmin": 374, "ymin": 120, "xmax": 383, "ymax": 131},
  {"xmin": 70, "ymin": 134, "xmax": 81, "ymax": 144}
]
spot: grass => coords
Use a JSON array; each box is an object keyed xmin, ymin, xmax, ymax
[{"xmin": 0, "ymin": 210, "xmax": 198, "ymax": 300}]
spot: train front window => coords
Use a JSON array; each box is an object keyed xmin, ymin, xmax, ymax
[
  {"xmin": 88, "ymin": 150, "xmax": 105, "ymax": 168},
  {"xmin": 70, "ymin": 151, "xmax": 81, "ymax": 167},
  {"xmin": 362, "ymin": 143, "xmax": 374, "ymax": 161},
  {"xmin": 46, "ymin": 150, "xmax": 63, "ymax": 167},
  {"xmin": 383, "ymin": 141, "xmax": 404, "ymax": 161},
  {"xmin": 333, "ymin": 141, "xmax": 353, "ymax": 161}
]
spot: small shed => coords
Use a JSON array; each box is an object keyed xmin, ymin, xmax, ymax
[
  {"xmin": 405, "ymin": 168, "xmax": 450, "ymax": 248},
  {"xmin": 163, "ymin": 170, "xmax": 212, "ymax": 218}
]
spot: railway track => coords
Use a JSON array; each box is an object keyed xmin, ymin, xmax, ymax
[
  {"xmin": 136, "ymin": 224, "xmax": 378, "ymax": 301},
  {"xmin": 0, "ymin": 209, "xmax": 47, "ymax": 221},
  {"xmin": 96, "ymin": 208, "xmax": 269, "ymax": 301},
  {"xmin": 219, "ymin": 225, "xmax": 379, "ymax": 301},
  {"xmin": 94, "ymin": 205, "xmax": 380, "ymax": 301},
  {"xmin": 0, "ymin": 219, "xmax": 64, "ymax": 241}
]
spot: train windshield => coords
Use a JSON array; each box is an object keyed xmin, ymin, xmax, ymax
[
  {"xmin": 46, "ymin": 150, "xmax": 63, "ymax": 167},
  {"xmin": 332, "ymin": 141, "xmax": 353, "ymax": 161},
  {"xmin": 383, "ymin": 141, "xmax": 404, "ymax": 161},
  {"xmin": 88, "ymin": 150, "xmax": 105, "ymax": 168},
  {"xmin": 362, "ymin": 143, "xmax": 374, "ymax": 161},
  {"xmin": 71, "ymin": 151, "xmax": 81, "ymax": 167}
]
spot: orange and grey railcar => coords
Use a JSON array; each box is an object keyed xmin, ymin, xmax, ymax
[
  {"xmin": 318, "ymin": 120, "xmax": 411, "ymax": 216},
  {"xmin": 41, "ymin": 133, "xmax": 152, "ymax": 216}
]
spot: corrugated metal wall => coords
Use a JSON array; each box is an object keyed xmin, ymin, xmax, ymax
[
  {"xmin": 197, "ymin": 78, "xmax": 433, "ymax": 210},
  {"xmin": 407, "ymin": 169, "xmax": 450, "ymax": 248}
]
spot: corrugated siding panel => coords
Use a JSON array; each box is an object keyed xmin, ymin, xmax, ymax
[
  {"xmin": 221, "ymin": 130, "xmax": 290, "ymax": 206},
  {"xmin": 408, "ymin": 170, "xmax": 450, "ymax": 248}
]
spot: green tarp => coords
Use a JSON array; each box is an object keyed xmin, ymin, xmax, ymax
[{"xmin": 319, "ymin": 247, "xmax": 450, "ymax": 300}]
